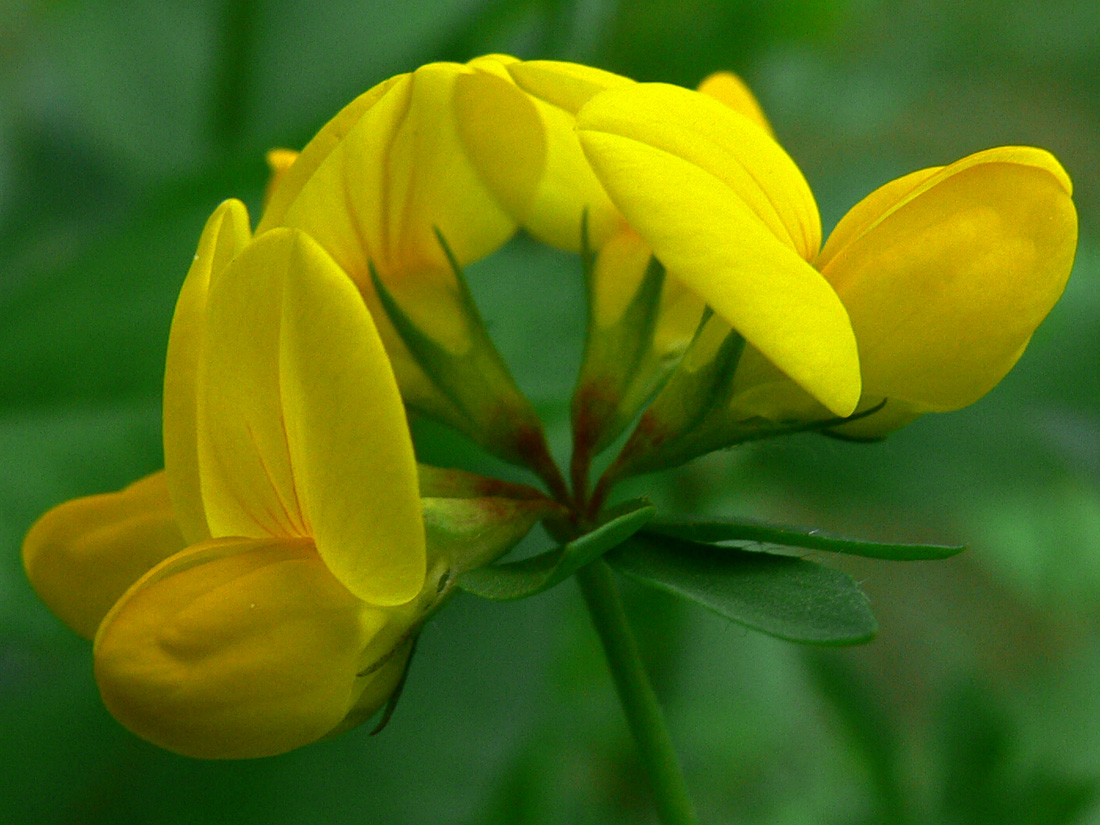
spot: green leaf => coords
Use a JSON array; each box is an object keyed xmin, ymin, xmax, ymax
[
  {"xmin": 457, "ymin": 501, "xmax": 655, "ymax": 601},
  {"xmin": 607, "ymin": 534, "xmax": 877, "ymax": 645},
  {"xmin": 646, "ymin": 518, "xmax": 964, "ymax": 561}
]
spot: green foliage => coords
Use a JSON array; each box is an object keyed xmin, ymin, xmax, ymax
[
  {"xmin": 647, "ymin": 518, "xmax": 965, "ymax": 560},
  {"xmin": 609, "ymin": 533, "xmax": 877, "ymax": 645}
]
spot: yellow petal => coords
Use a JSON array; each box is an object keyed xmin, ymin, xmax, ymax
[
  {"xmin": 816, "ymin": 167, "xmax": 941, "ymax": 270},
  {"xmin": 591, "ymin": 229, "xmax": 653, "ymax": 329},
  {"xmin": 265, "ymin": 73, "xmax": 410, "ymax": 283},
  {"xmin": 578, "ymin": 82, "xmax": 821, "ymax": 259},
  {"xmin": 578, "ymin": 85, "xmax": 859, "ymax": 417},
  {"xmin": 820, "ymin": 147, "xmax": 1077, "ymax": 411},
  {"xmin": 278, "ymin": 231, "xmax": 426, "ymax": 605},
  {"xmin": 199, "ymin": 228, "xmax": 425, "ymax": 604},
  {"xmin": 696, "ymin": 71, "xmax": 774, "ymax": 137},
  {"xmin": 163, "ymin": 199, "xmax": 251, "ymax": 544},
  {"xmin": 199, "ymin": 230, "xmax": 305, "ymax": 541},
  {"xmin": 452, "ymin": 64, "xmax": 545, "ymax": 228},
  {"xmin": 379, "ymin": 63, "xmax": 518, "ymax": 273},
  {"xmin": 819, "ymin": 147, "xmax": 1072, "ymax": 270},
  {"xmin": 507, "ymin": 60, "xmax": 634, "ymax": 115},
  {"xmin": 467, "ymin": 59, "xmax": 632, "ymax": 251},
  {"xmin": 93, "ymin": 537, "xmax": 399, "ymax": 759},
  {"xmin": 22, "ymin": 472, "xmax": 186, "ymax": 639},
  {"xmin": 272, "ymin": 65, "xmax": 516, "ymax": 308},
  {"xmin": 262, "ymin": 148, "xmax": 300, "ymax": 211},
  {"xmin": 257, "ymin": 74, "xmax": 405, "ymax": 233}
]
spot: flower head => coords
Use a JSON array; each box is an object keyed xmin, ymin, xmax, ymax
[{"xmin": 20, "ymin": 57, "xmax": 1078, "ymax": 761}]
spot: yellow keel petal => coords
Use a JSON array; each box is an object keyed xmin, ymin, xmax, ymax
[
  {"xmin": 199, "ymin": 231, "xmax": 306, "ymax": 541},
  {"xmin": 23, "ymin": 471, "xmax": 186, "ymax": 639},
  {"xmin": 94, "ymin": 537, "xmax": 394, "ymax": 759}
]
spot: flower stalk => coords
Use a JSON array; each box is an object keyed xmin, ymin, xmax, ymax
[{"xmin": 575, "ymin": 560, "xmax": 700, "ymax": 825}]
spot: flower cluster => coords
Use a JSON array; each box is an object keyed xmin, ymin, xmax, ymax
[{"xmin": 22, "ymin": 55, "xmax": 1077, "ymax": 759}]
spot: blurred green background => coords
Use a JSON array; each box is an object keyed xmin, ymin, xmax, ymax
[{"xmin": 2, "ymin": 0, "xmax": 1099, "ymax": 822}]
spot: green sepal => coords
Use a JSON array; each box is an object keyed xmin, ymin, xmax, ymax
[
  {"xmin": 572, "ymin": 245, "xmax": 670, "ymax": 456},
  {"xmin": 602, "ymin": 313, "xmax": 747, "ymax": 478},
  {"xmin": 606, "ymin": 533, "xmax": 878, "ymax": 645},
  {"xmin": 641, "ymin": 311, "xmax": 746, "ymax": 439},
  {"xmin": 570, "ymin": 217, "xmax": 705, "ymax": 498},
  {"xmin": 609, "ymin": 342, "xmax": 887, "ymax": 478},
  {"xmin": 457, "ymin": 499, "xmax": 655, "ymax": 601},
  {"xmin": 369, "ymin": 635, "xmax": 419, "ymax": 736},
  {"xmin": 818, "ymin": 428, "xmax": 888, "ymax": 444},
  {"xmin": 417, "ymin": 464, "xmax": 548, "ymax": 501},
  {"xmin": 369, "ymin": 234, "xmax": 561, "ymax": 491},
  {"xmin": 422, "ymin": 493, "xmax": 564, "ymax": 577},
  {"xmin": 645, "ymin": 519, "xmax": 965, "ymax": 561}
]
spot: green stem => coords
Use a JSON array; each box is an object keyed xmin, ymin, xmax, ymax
[{"xmin": 575, "ymin": 560, "xmax": 699, "ymax": 825}]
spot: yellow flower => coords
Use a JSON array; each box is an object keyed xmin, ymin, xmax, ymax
[
  {"xmin": 574, "ymin": 81, "xmax": 861, "ymax": 418},
  {"xmin": 257, "ymin": 57, "xmax": 547, "ymax": 418},
  {"xmin": 462, "ymin": 63, "xmax": 855, "ymax": 464},
  {"xmin": 458, "ymin": 62, "xmax": 726, "ymax": 463},
  {"xmin": 575, "ymin": 81, "xmax": 1076, "ymax": 451},
  {"xmin": 728, "ymin": 147, "xmax": 1078, "ymax": 436},
  {"xmin": 256, "ymin": 57, "xmax": 572, "ymax": 483},
  {"xmin": 575, "ymin": 71, "xmax": 776, "ymax": 369},
  {"xmin": 25, "ymin": 200, "xmax": 432, "ymax": 758}
]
